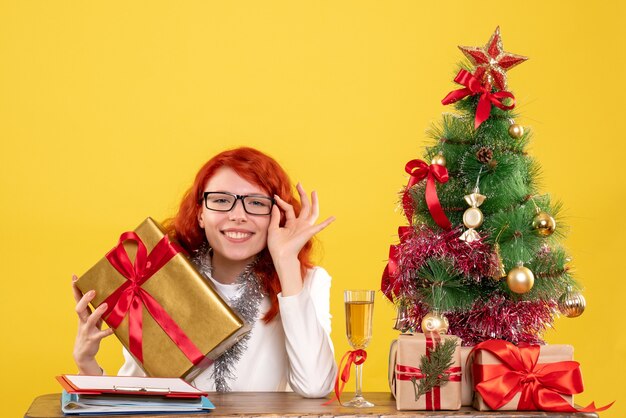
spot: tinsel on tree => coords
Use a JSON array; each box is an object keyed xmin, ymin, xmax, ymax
[{"xmin": 382, "ymin": 27, "xmax": 586, "ymax": 346}]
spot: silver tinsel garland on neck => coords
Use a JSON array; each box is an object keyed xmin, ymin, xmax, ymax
[{"xmin": 191, "ymin": 245, "xmax": 266, "ymax": 392}]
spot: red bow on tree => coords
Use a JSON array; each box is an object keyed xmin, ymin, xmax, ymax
[
  {"xmin": 441, "ymin": 69, "xmax": 515, "ymax": 129},
  {"xmin": 402, "ymin": 159, "xmax": 451, "ymax": 230},
  {"xmin": 381, "ymin": 226, "xmax": 412, "ymax": 301}
]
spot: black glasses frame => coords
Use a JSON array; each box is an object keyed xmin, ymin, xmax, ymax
[{"xmin": 201, "ymin": 192, "xmax": 275, "ymax": 215}]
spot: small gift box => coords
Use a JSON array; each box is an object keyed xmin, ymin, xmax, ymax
[
  {"xmin": 76, "ymin": 217, "xmax": 249, "ymax": 381},
  {"xmin": 390, "ymin": 339, "xmax": 472, "ymax": 405},
  {"xmin": 392, "ymin": 333, "xmax": 462, "ymax": 410},
  {"xmin": 472, "ymin": 340, "xmax": 576, "ymax": 411}
]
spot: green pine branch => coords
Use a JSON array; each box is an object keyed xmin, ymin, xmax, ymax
[
  {"xmin": 411, "ymin": 338, "xmax": 458, "ymax": 401},
  {"xmin": 413, "ymin": 258, "xmax": 478, "ymax": 311}
]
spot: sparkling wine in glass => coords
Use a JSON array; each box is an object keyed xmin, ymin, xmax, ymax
[{"xmin": 344, "ymin": 290, "xmax": 375, "ymax": 407}]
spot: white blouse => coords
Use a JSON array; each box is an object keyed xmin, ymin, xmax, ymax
[{"xmin": 118, "ymin": 266, "xmax": 337, "ymax": 398}]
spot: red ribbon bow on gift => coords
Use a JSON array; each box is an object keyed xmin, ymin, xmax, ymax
[
  {"xmin": 402, "ymin": 159, "xmax": 452, "ymax": 230},
  {"xmin": 395, "ymin": 334, "xmax": 461, "ymax": 410},
  {"xmin": 102, "ymin": 231, "xmax": 204, "ymax": 365},
  {"xmin": 441, "ymin": 69, "xmax": 516, "ymax": 129},
  {"xmin": 324, "ymin": 349, "xmax": 367, "ymax": 405},
  {"xmin": 471, "ymin": 339, "xmax": 613, "ymax": 412}
]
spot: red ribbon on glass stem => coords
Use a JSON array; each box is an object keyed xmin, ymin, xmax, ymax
[
  {"xmin": 471, "ymin": 339, "xmax": 613, "ymax": 412},
  {"xmin": 402, "ymin": 159, "xmax": 452, "ymax": 230},
  {"xmin": 101, "ymin": 232, "xmax": 204, "ymax": 365},
  {"xmin": 441, "ymin": 69, "xmax": 516, "ymax": 129},
  {"xmin": 324, "ymin": 349, "xmax": 367, "ymax": 405}
]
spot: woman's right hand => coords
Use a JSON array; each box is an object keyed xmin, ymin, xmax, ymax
[{"xmin": 72, "ymin": 274, "xmax": 114, "ymax": 375}]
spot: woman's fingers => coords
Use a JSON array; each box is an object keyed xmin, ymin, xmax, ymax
[
  {"xmin": 276, "ymin": 184, "xmax": 322, "ymax": 224},
  {"xmin": 310, "ymin": 216, "xmax": 336, "ymax": 235},
  {"xmin": 296, "ymin": 183, "xmax": 311, "ymax": 218},
  {"xmin": 75, "ymin": 290, "xmax": 96, "ymax": 322},
  {"xmin": 269, "ymin": 204, "xmax": 281, "ymax": 230},
  {"xmin": 274, "ymin": 195, "xmax": 296, "ymax": 222},
  {"xmin": 310, "ymin": 190, "xmax": 320, "ymax": 221},
  {"xmin": 289, "ymin": 216, "xmax": 335, "ymax": 245},
  {"xmin": 273, "ymin": 187, "xmax": 332, "ymax": 238},
  {"xmin": 72, "ymin": 275, "xmax": 83, "ymax": 304},
  {"xmin": 86, "ymin": 303, "xmax": 109, "ymax": 329},
  {"xmin": 94, "ymin": 327, "xmax": 115, "ymax": 341}
]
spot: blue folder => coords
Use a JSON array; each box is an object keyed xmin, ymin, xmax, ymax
[{"xmin": 61, "ymin": 390, "xmax": 214, "ymax": 415}]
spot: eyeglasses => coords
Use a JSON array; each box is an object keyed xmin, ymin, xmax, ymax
[{"xmin": 201, "ymin": 192, "xmax": 275, "ymax": 215}]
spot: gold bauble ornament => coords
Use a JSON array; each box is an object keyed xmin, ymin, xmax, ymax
[
  {"xmin": 558, "ymin": 286, "xmax": 586, "ymax": 318},
  {"xmin": 508, "ymin": 123, "xmax": 524, "ymax": 139},
  {"xmin": 431, "ymin": 152, "xmax": 446, "ymax": 167},
  {"xmin": 421, "ymin": 312, "xmax": 449, "ymax": 334},
  {"xmin": 506, "ymin": 263, "xmax": 535, "ymax": 294},
  {"xmin": 532, "ymin": 211, "xmax": 556, "ymax": 237}
]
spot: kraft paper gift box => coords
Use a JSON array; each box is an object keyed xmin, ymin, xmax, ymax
[
  {"xmin": 392, "ymin": 333, "xmax": 462, "ymax": 410},
  {"xmin": 460, "ymin": 346, "xmax": 473, "ymax": 406},
  {"xmin": 388, "ymin": 339, "xmax": 398, "ymax": 395},
  {"xmin": 390, "ymin": 338, "xmax": 473, "ymax": 406},
  {"xmin": 76, "ymin": 217, "xmax": 249, "ymax": 381},
  {"xmin": 472, "ymin": 340, "xmax": 575, "ymax": 411}
]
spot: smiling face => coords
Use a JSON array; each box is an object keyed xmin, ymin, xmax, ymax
[{"xmin": 198, "ymin": 167, "xmax": 272, "ymax": 272}]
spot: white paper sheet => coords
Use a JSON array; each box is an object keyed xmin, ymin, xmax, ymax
[{"xmin": 64, "ymin": 374, "xmax": 204, "ymax": 394}]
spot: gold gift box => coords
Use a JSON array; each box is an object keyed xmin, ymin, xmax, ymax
[
  {"xmin": 76, "ymin": 217, "xmax": 249, "ymax": 381},
  {"xmin": 473, "ymin": 344, "xmax": 574, "ymax": 411},
  {"xmin": 392, "ymin": 333, "xmax": 462, "ymax": 411}
]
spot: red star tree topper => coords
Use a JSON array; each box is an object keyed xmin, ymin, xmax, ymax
[{"xmin": 459, "ymin": 26, "xmax": 528, "ymax": 91}]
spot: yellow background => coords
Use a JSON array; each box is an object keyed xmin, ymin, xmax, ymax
[{"xmin": 1, "ymin": 1, "xmax": 624, "ymax": 416}]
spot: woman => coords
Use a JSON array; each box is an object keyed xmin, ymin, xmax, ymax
[{"xmin": 72, "ymin": 147, "xmax": 337, "ymax": 397}]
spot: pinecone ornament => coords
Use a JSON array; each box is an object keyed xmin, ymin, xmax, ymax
[{"xmin": 476, "ymin": 147, "xmax": 493, "ymax": 164}]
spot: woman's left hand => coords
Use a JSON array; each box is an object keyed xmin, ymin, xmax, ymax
[{"xmin": 268, "ymin": 183, "xmax": 335, "ymax": 264}]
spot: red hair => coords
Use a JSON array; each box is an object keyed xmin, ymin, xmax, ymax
[{"xmin": 163, "ymin": 147, "xmax": 314, "ymax": 323}]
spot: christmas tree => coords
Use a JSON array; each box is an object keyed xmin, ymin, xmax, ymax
[{"xmin": 382, "ymin": 27, "xmax": 586, "ymax": 346}]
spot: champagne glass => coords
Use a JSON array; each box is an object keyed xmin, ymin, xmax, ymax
[{"xmin": 344, "ymin": 290, "xmax": 375, "ymax": 407}]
